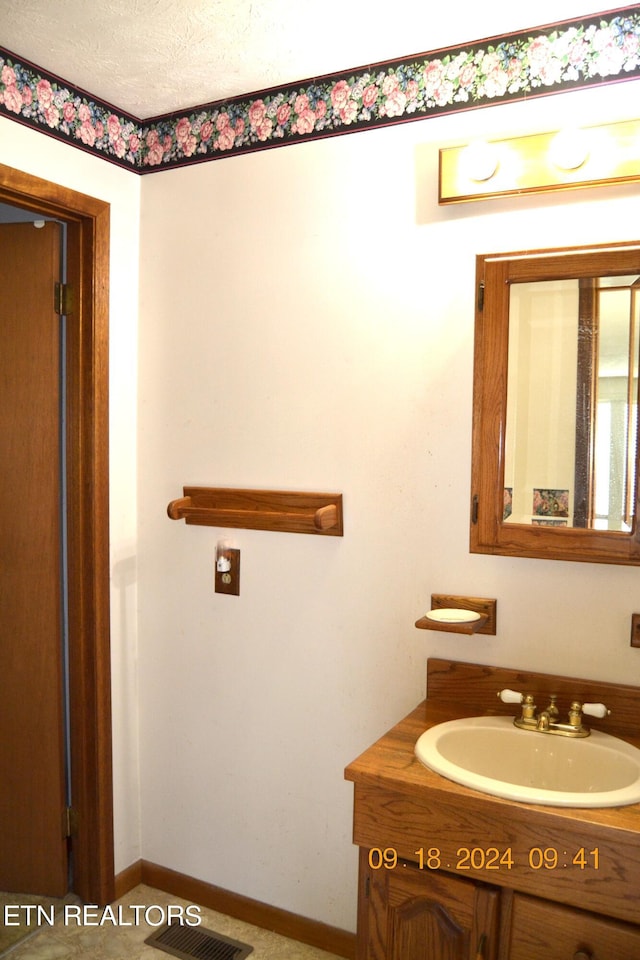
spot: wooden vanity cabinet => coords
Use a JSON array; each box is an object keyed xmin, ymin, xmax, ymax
[
  {"xmin": 503, "ymin": 892, "xmax": 640, "ymax": 960},
  {"xmin": 357, "ymin": 849, "xmax": 499, "ymax": 960},
  {"xmin": 346, "ymin": 661, "xmax": 640, "ymax": 960},
  {"xmin": 357, "ymin": 848, "xmax": 640, "ymax": 960}
]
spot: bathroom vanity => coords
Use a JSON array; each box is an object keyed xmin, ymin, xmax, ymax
[{"xmin": 344, "ymin": 659, "xmax": 640, "ymax": 959}]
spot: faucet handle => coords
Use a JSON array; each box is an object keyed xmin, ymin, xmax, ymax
[
  {"xmin": 581, "ymin": 702, "xmax": 611, "ymax": 719},
  {"xmin": 568, "ymin": 700, "xmax": 610, "ymax": 730},
  {"xmin": 498, "ymin": 688, "xmax": 523, "ymax": 704}
]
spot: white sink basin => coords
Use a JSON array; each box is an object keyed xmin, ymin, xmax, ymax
[{"xmin": 415, "ymin": 716, "xmax": 640, "ymax": 807}]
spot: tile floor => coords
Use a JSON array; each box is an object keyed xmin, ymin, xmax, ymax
[
  {"xmin": 0, "ymin": 893, "xmax": 72, "ymax": 956},
  {"xmin": 1, "ymin": 885, "xmax": 344, "ymax": 960}
]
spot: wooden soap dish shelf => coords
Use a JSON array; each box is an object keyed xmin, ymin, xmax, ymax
[
  {"xmin": 167, "ymin": 487, "xmax": 343, "ymax": 536},
  {"xmin": 415, "ymin": 594, "xmax": 497, "ymax": 635}
]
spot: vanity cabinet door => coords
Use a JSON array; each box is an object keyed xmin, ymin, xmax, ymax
[
  {"xmin": 506, "ymin": 893, "xmax": 640, "ymax": 959},
  {"xmin": 357, "ymin": 849, "xmax": 499, "ymax": 960}
]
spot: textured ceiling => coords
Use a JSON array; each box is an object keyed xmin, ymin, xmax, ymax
[{"xmin": 0, "ymin": 0, "xmax": 616, "ymax": 119}]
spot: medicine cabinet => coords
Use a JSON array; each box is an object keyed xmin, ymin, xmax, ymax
[{"xmin": 470, "ymin": 240, "xmax": 640, "ymax": 565}]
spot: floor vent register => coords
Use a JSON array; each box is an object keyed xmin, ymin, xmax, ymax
[{"xmin": 145, "ymin": 923, "xmax": 254, "ymax": 960}]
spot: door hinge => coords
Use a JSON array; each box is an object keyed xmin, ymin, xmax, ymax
[
  {"xmin": 63, "ymin": 806, "xmax": 78, "ymax": 838},
  {"xmin": 477, "ymin": 281, "xmax": 485, "ymax": 312},
  {"xmin": 54, "ymin": 282, "xmax": 73, "ymax": 316}
]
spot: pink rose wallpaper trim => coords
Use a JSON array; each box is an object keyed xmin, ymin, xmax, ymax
[
  {"xmin": 2, "ymin": 7, "xmax": 640, "ymax": 173},
  {"xmin": 0, "ymin": 55, "xmax": 142, "ymax": 168}
]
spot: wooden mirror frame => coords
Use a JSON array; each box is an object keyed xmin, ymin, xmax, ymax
[{"xmin": 470, "ymin": 240, "xmax": 640, "ymax": 566}]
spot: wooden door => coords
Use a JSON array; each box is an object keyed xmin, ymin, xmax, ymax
[{"xmin": 0, "ymin": 220, "xmax": 68, "ymax": 896}]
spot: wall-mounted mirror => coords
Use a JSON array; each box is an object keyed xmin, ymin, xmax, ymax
[{"xmin": 471, "ymin": 241, "xmax": 640, "ymax": 565}]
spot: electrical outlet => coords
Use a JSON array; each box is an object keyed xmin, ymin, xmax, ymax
[{"xmin": 215, "ymin": 548, "xmax": 240, "ymax": 596}]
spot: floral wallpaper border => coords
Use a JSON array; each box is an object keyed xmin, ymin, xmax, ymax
[{"xmin": 2, "ymin": 6, "xmax": 640, "ymax": 174}]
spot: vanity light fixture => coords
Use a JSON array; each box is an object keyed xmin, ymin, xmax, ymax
[{"xmin": 439, "ymin": 116, "xmax": 640, "ymax": 203}]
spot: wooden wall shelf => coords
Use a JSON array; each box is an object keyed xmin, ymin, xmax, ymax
[
  {"xmin": 415, "ymin": 594, "xmax": 497, "ymax": 635},
  {"xmin": 167, "ymin": 487, "xmax": 343, "ymax": 536}
]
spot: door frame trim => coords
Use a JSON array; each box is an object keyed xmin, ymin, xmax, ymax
[{"xmin": 0, "ymin": 163, "xmax": 114, "ymax": 904}]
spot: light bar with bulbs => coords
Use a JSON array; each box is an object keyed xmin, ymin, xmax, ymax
[{"xmin": 438, "ymin": 117, "xmax": 640, "ymax": 203}]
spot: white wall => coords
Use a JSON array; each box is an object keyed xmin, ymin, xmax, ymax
[
  {"xmin": 137, "ymin": 77, "xmax": 640, "ymax": 931},
  {"xmin": 0, "ymin": 117, "xmax": 142, "ymax": 876}
]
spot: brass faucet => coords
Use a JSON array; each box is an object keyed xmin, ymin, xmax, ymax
[
  {"xmin": 535, "ymin": 694, "xmax": 559, "ymax": 731},
  {"xmin": 498, "ymin": 689, "xmax": 610, "ymax": 738}
]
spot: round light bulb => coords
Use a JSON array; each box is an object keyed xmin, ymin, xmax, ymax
[
  {"xmin": 460, "ymin": 140, "xmax": 499, "ymax": 182},
  {"xmin": 549, "ymin": 129, "xmax": 589, "ymax": 171}
]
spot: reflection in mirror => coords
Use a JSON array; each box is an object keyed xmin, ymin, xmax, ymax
[
  {"xmin": 471, "ymin": 242, "xmax": 640, "ymax": 565},
  {"xmin": 593, "ymin": 277, "xmax": 639, "ymax": 530},
  {"xmin": 505, "ymin": 275, "xmax": 640, "ymax": 531}
]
